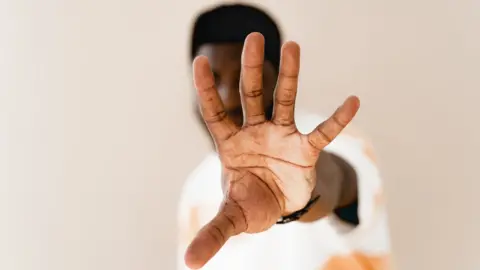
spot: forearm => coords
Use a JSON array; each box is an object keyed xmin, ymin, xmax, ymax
[{"xmin": 299, "ymin": 151, "xmax": 358, "ymax": 222}]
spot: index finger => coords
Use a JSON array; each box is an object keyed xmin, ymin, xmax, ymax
[
  {"xmin": 193, "ymin": 56, "xmax": 239, "ymax": 143},
  {"xmin": 307, "ymin": 96, "xmax": 360, "ymax": 151}
]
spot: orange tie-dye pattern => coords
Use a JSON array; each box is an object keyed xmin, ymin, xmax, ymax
[
  {"xmin": 374, "ymin": 190, "xmax": 385, "ymax": 208},
  {"xmin": 321, "ymin": 253, "xmax": 390, "ymax": 270},
  {"xmin": 363, "ymin": 141, "xmax": 377, "ymax": 164},
  {"xmin": 179, "ymin": 206, "xmax": 201, "ymax": 246}
]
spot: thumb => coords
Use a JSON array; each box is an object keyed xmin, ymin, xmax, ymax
[{"xmin": 184, "ymin": 200, "xmax": 247, "ymax": 269}]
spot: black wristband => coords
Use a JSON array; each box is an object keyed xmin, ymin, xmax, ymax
[{"xmin": 276, "ymin": 195, "xmax": 321, "ymax": 224}]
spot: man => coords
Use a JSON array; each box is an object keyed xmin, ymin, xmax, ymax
[{"xmin": 178, "ymin": 4, "xmax": 390, "ymax": 270}]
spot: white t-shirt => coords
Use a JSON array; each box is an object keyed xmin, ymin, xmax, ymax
[{"xmin": 177, "ymin": 110, "xmax": 391, "ymax": 270}]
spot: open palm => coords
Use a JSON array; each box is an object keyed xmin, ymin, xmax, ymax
[{"xmin": 185, "ymin": 33, "xmax": 360, "ymax": 269}]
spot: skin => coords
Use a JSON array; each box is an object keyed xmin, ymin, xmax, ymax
[{"xmin": 186, "ymin": 32, "xmax": 360, "ymax": 269}]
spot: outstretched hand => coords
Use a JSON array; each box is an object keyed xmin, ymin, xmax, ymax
[{"xmin": 185, "ymin": 33, "xmax": 360, "ymax": 269}]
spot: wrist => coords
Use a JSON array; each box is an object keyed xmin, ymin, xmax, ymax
[{"xmin": 298, "ymin": 152, "xmax": 344, "ymax": 222}]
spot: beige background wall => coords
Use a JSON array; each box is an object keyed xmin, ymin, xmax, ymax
[{"xmin": 1, "ymin": 0, "xmax": 479, "ymax": 269}]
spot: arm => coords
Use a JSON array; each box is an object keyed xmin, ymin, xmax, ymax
[
  {"xmin": 299, "ymin": 151, "xmax": 358, "ymax": 223},
  {"xmin": 308, "ymin": 140, "xmax": 391, "ymax": 269}
]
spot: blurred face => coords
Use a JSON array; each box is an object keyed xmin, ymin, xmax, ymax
[{"xmin": 194, "ymin": 43, "xmax": 277, "ymax": 128}]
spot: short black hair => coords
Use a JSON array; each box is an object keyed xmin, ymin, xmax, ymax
[{"xmin": 190, "ymin": 4, "xmax": 282, "ymax": 71}]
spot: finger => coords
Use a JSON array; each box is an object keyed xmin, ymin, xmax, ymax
[
  {"xmin": 307, "ymin": 96, "xmax": 360, "ymax": 151},
  {"xmin": 240, "ymin": 32, "xmax": 266, "ymax": 126},
  {"xmin": 272, "ymin": 41, "xmax": 301, "ymax": 126},
  {"xmin": 193, "ymin": 56, "xmax": 239, "ymax": 143},
  {"xmin": 184, "ymin": 201, "xmax": 246, "ymax": 269}
]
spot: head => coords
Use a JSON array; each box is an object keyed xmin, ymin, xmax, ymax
[{"xmin": 190, "ymin": 4, "xmax": 282, "ymax": 129}]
